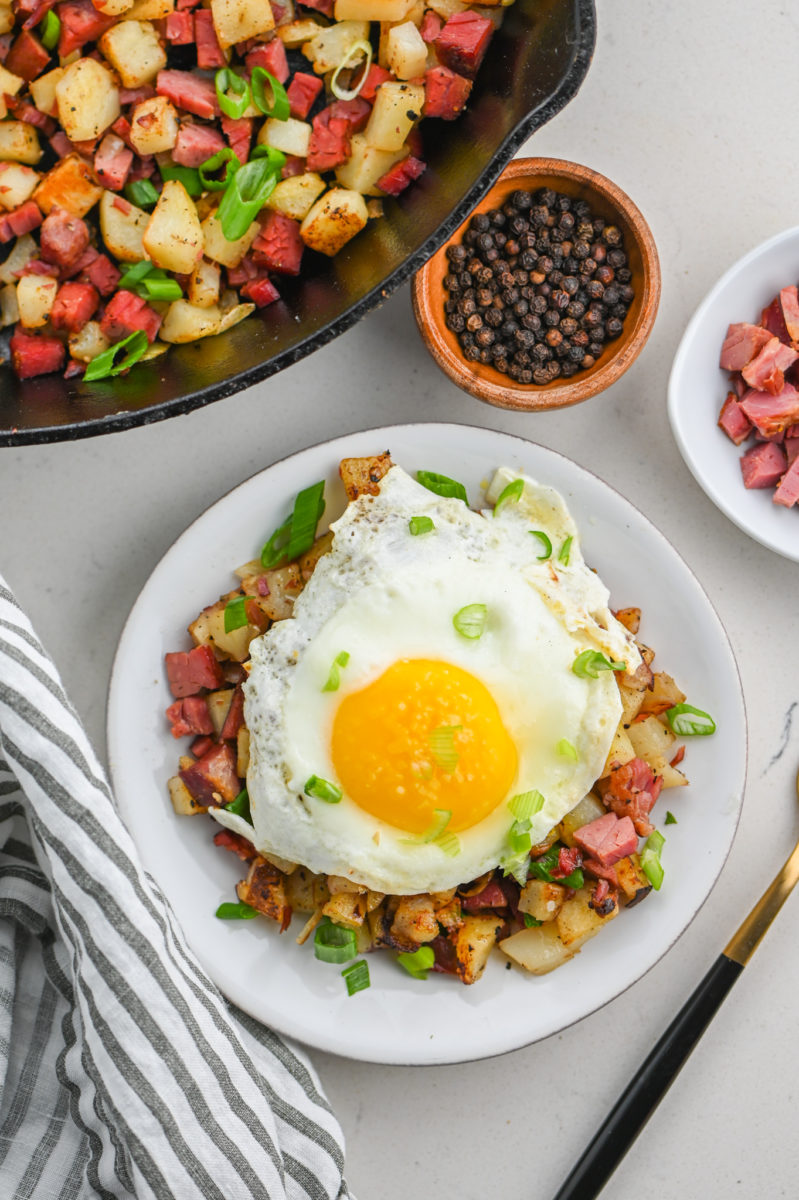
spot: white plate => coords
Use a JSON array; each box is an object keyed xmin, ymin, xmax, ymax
[
  {"xmin": 108, "ymin": 423, "xmax": 747, "ymax": 1065},
  {"xmin": 668, "ymin": 225, "xmax": 799, "ymax": 562}
]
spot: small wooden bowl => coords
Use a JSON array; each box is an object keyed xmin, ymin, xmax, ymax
[{"xmin": 412, "ymin": 158, "xmax": 661, "ymax": 411}]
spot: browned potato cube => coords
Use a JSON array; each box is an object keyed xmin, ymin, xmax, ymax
[
  {"xmin": 613, "ymin": 606, "xmax": 641, "ymax": 634},
  {"xmin": 390, "ymin": 894, "xmax": 439, "ymax": 944},
  {"xmin": 556, "ymin": 884, "xmax": 617, "ymax": 950},
  {"xmin": 453, "ymin": 914, "xmax": 504, "ymax": 984},
  {"xmin": 500, "ymin": 921, "xmax": 574, "ymax": 975},
  {"xmin": 168, "ymin": 774, "xmax": 207, "ymax": 814},
  {"xmin": 639, "ymin": 670, "xmax": 686, "ymax": 717},
  {"xmin": 518, "ymin": 878, "xmax": 565, "ymax": 923},
  {"xmin": 616, "ymin": 853, "xmax": 652, "ymax": 907},
  {"xmin": 339, "ymin": 452, "xmax": 393, "ymax": 500},
  {"xmin": 237, "ymin": 858, "xmax": 291, "ymax": 927}
]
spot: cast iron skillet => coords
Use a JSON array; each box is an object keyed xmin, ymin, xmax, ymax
[{"xmin": 0, "ymin": 0, "xmax": 596, "ymax": 445}]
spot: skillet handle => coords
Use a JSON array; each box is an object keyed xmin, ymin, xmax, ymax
[{"xmin": 551, "ymin": 952, "xmax": 743, "ymax": 1200}]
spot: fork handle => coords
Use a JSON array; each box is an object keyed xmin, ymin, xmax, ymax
[{"xmin": 552, "ymin": 952, "xmax": 743, "ymax": 1200}]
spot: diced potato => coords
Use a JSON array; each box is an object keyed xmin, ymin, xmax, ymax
[
  {"xmin": 639, "ymin": 670, "xmax": 686, "ymax": 717},
  {"xmin": 217, "ymin": 301, "xmax": 254, "ymax": 331},
  {"xmin": 556, "ymin": 884, "xmax": 617, "ymax": 950},
  {"xmin": 257, "ymin": 115, "xmax": 311, "ymax": 158},
  {"xmin": 364, "ymin": 81, "xmax": 424, "ymax": 151},
  {"xmin": 267, "ymin": 172, "xmax": 326, "ymax": 220},
  {"xmin": 34, "ymin": 155, "xmax": 103, "ymax": 218},
  {"xmin": 302, "ymin": 19, "xmax": 369, "ymax": 72},
  {"xmin": 277, "ymin": 17, "xmax": 323, "ymax": 45},
  {"xmin": 126, "ymin": 0, "xmax": 174, "ymax": 18},
  {"xmin": 210, "ymin": 0, "xmax": 275, "ymax": 49},
  {"xmin": 390, "ymin": 894, "xmax": 439, "ymax": 943},
  {"xmin": 160, "ymin": 299, "xmax": 224, "ymax": 343},
  {"xmin": 335, "ymin": 0, "xmax": 414, "ymax": 17},
  {"xmin": 339, "ymin": 452, "xmax": 393, "ymax": 500},
  {"xmin": 616, "ymin": 853, "xmax": 652, "ymax": 907},
  {"xmin": 99, "ymin": 188, "xmax": 149, "ymax": 261},
  {"xmin": 627, "ymin": 714, "xmax": 675, "ymax": 769},
  {"xmin": 238, "ymin": 859, "xmax": 291, "ymax": 926},
  {"xmin": 300, "ymin": 187, "xmax": 368, "ymax": 256},
  {"xmin": 186, "ymin": 259, "xmax": 220, "ymax": 309},
  {"xmin": 140, "ymin": 339, "xmax": 169, "ymax": 361},
  {"xmin": 500, "ymin": 921, "xmax": 574, "ymax": 975},
  {"xmin": 0, "ymin": 233, "xmax": 35, "ymax": 284},
  {"xmin": 100, "ymin": 20, "xmax": 167, "ymax": 88},
  {"xmin": 128, "ymin": 95, "xmax": 179, "ymax": 155},
  {"xmin": 0, "ymin": 282, "xmax": 19, "ymax": 327},
  {"xmin": 0, "ymin": 163, "xmax": 39, "ymax": 211},
  {"xmin": 0, "ymin": 66, "xmax": 24, "ymax": 122},
  {"xmin": 142, "ymin": 179, "xmax": 203, "ymax": 274},
  {"xmin": 559, "ymin": 792, "xmax": 606, "ymax": 846},
  {"xmin": 16, "ymin": 274, "xmax": 58, "ymax": 329},
  {"xmin": 452, "ymin": 914, "xmax": 504, "ymax": 984},
  {"xmin": 385, "ymin": 19, "xmax": 427, "ymax": 78},
  {"xmin": 298, "ymin": 529, "xmax": 334, "ymax": 579},
  {"xmin": 236, "ymin": 726, "xmax": 250, "ymax": 777},
  {"xmin": 55, "ymin": 59, "xmax": 120, "ymax": 143},
  {"xmin": 601, "ymin": 725, "xmax": 636, "ymax": 776},
  {"xmin": 168, "ymin": 774, "xmax": 207, "ymax": 815},
  {"xmin": 659, "ymin": 762, "xmax": 688, "ymax": 789},
  {"xmin": 518, "ymin": 878, "xmax": 566, "ymax": 923},
  {"xmin": 0, "ymin": 120, "xmax": 41, "ymax": 165},
  {"xmin": 206, "ymin": 688, "xmax": 234, "ymax": 735},
  {"xmin": 202, "ymin": 209, "xmax": 260, "ymax": 268},
  {"xmin": 68, "ymin": 321, "xmax": 111, "ymax": 363},
  {"xmin": 322, "ymin": 890, "xmax": 368, "ymax": 929},
  {"xmin": 0, "ymin": 1, "xmax": 12, "ymax": 33},
  {"xmin": 335, "ymin": 134, "xmax": 407, "ymax": 195},
  {"xmin": 285, "ymin": 867, "xmax": 330, "ymax": 913},
  {"xmin": 618, "ymin": 681, "xmax": 645, "ymax": 726},
  {"xmin": 327, "ymin": 874, "xmax": 368, "ymax": 895},
  {"xmin": 30, "ymin": 68, "xmax": 63, "ymax": 117},
  {"xmin": 614, "ymin": 606, "xmax": 641, "ymax": 635},
  {"xmin": 95, "ymin": 0, "xmax": 134, "ymax": 13}
]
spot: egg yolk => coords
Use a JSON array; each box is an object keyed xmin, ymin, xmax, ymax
[{"xmin": 330, "ymin": 658, "xmax": 517, "ymax": 835}]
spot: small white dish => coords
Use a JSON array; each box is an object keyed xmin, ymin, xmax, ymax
[
  {"xmin": 668, "ymin": 225, "xmax": 799, "ymax": 562},
  {"xmin": 107, "ymin": 423, "xmax": 747, "ymax": 1065}
]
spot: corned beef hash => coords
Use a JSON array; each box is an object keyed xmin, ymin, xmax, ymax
[
  {"xmin": 0, "ymin": 0, "xmax": 511, "ymax": 382},
  {"xmin": 164, "ymin": 456, "xmax": 716, "ymax": 993}
]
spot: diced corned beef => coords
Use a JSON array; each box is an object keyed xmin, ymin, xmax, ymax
[
  {"xmin": 761, "ymin": 296, "xmax": 791, "ymax": 342},
  {"xmin": 220, "ymin": 114, "xmax": 252, "ymax": 162},
  {"xmin": 20, "ymin": 0, "xmax": 55, "ymax": 25},
  {"xmin": 740, "ymin": 443, "xmax": 788, "ymax": 490},
  {"xmin": 573, "ymin": 812, "xmax": 638, "ymax": 868},
  {"xmin": 741, "ymin": 335, "xmax": 799, "ymax": 395},
  {"xmin": 359, "ymin": 63, "xmax": 393, "ymax": 102},
  {"xmin": 176, "ymin": 0, "xmax": 201, "ymax": 9},
  {"xmin": 213, "ymin": 828, "xmax": 256, "ymax": 861},
  {"xmin": 79, "ymin": 253, "xmax": 120, "ymax": 296},
  {"xmin": 173, "ymin": 121, "xmax": 226, "ymax": 167},
  {"xmin": 49, "ymin": 280, "xmax": 99, "ymax": 333},
  {"xmin": 179, "ymin": 742, "xmax": 240, "ymax": 804},
  {"xmin": 717, "ymin": 390, "xmax": 752, "ymax": 445},
  {"xmin": 753, "ymin": 428, "xmax": 784, "ymax": 443},
  {"xmin": 56, "ymin": 0, "xmax": 115, "ymax": 56},
  {"xmin": 165, "ymin": 643, "xmax": 224, "ymax": 698},
  {"xmin": 166, "ymin": 695, "xmax": 214, "ymax": 738},
  {"xmin": 61, "ymin": 244, "xmax": 98, "ymax": 279},
  {"xmin": 49, "ymin": 130, "xmax": 72, "ymax": 158},
  {"xmin": 0, "ymin": 32, "xmax": 9, "ymax": 61},
  {"xmin": 424, "ymin": 64, "xmax": 472, "ymax": 119},
  {"xmin": 191, "ymin": 734, "xmax": 214, "ymax": 757},
  {"xmin": 280, "ymin": 155, "xmax": 305, "ymax": 178},
  {"xmin": 5, "ymin": 28, "xmax": 50, "ymax": 81},
  {"xmin": 118, "ymin": 85, "xmax": 156, "ymax": 105},
  {"xmin": 241, "ymin": 275, "xmax": 280, "ymax": 306},
  {"xmin": 583, "ymin": 858, "xmax": 619, "ymax": 888},
  {"xmin": 377, "ymin": 154, "xmax": 425, "ymax": 196},
  {"xmin": 598, "ymin": 758, "xmax": 662, "ymax": 837},
  {"xmin": 252, "ymin": 210, "xmax": 304, "ymax": 275},
  {"xmin": 298, "ymin": 0, "xmax": 333, "ymax": 14},
  {"xmin": 307, "ymin": 107, "xmax": 351, "ymax": 172},
  {"xmin": 157, "ymin": 69, "xmax": 219, "ymax": 119},
  {"xmin": 327, "ymin": 96, "xmax": 372, "ymax": 132},
  {"xmin": 461, "ymin": 879, "xmax": 507, "ymax": 910},
  {"xmin": 429, "ymin": 932, "xmax": 460, "ymax": 976},
  {"xmin": 94, "ymin": 132, "xmax": 134, "ymax": 190},
  {"xmin": 70, "ymin": 136, "xmax": 98, "ymax": 157},
  {"xmin": 63, "ymin": 358, "xmax": 85, "ymax": 378},
  {"xmin": 739, "ymin": 382, "xmax": 799, "ymax": 436},
  {"xmin": 8, "ymin": 98, "xmax": 56, "ymax": 134},
  {"xmin": 165, "ymin": 10, "xmax": 194, "ymax": 43},
  {"xmin": 285, "ymin": 70, "xmax": 323, "ymax": 119},
  {"xmin": 17, "ymin": 259, "xmax": 57, "ymax": 277},
  {"xmin": 194, "ymin": 9, "xmax": 226, "ymax": 68},
  {"xmin": 588, "ymin": 877, "xmax": 618, "ymax": 916},
  {"xmin": 785, "ymin": 436, "xmax": 799, "ymax": 466},
  {"xmin": 100, "ymin": 288, "xmax": 162, "ymax": 343},
  {"xmin": 39, "ymin": 206, "xmax": 89, "ymax": 270},
  {"xmin": 0, "ymin": 199, "xmax": 42, "ymax": 242},
  {"xmin": 434, "ymin": 11, "xmax": 493, "ymax": 77},
  {"xmin": 10, "ymin": 327, "xmax": 65, "ymax": 379},
  {"xmin": 718, "ymin": 321, "xmax": 773, "ymax": 371},
  {"xmin": 420, "ymin": 9, "xmax": 443, "ymax": 42},
  {"xmin": 246, "ymin": 37, "xmax": 289, "ymax": 82},
  {"xmin": 550, "ymin": 845, "xmax": 582, "ymax": 880},
  {"xmin": 220, "ymin": 686, "xmax": 245, "ymax": 740},
  {"xmin": 773, "ymin": 456, "xmax": 799, "ymax": 507},
  {"xmin": 127, "ymin": 155, "xmax": 156, "ymax": 182},
  {"xmin": 779, "ymin": 285, "xmax": 799, "ymax": 343},
  {"xmin": 226, "ymin": 254, "xmax": 259, "ymax": 287}
]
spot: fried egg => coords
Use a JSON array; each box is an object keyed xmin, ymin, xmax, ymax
[{"xmin": 212, "ymin": 464, "xmax": 640, "ymax": 894}]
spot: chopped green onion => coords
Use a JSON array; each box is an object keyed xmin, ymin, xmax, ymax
[
  {"xmin": 224, "ymin": 594, "xmax": 251, "ymax": 632},
  {"xmin": 665, "ymin": 811, "xmax": 677, "ymax": 825},
  {"xmin": 287, "ymin": 479, "xmax": 325, "ymax": 560},
  {"xmin": 452, "ymin": 603, "xmax": 487, "ymax": 639},
  {"xmin": 557, "ymin": 738, "xmax": 578, "ymax": 762},
  {"xmin": 665, "ymin": 703, "xmax": 716, "ymax": 736},
  {"xmin": 435, "ymin": 832, "xmax": 460, "ymax": 857},
  {"xmin": 159, "ymin": 162, "xmax": 202, "ymax": 196},
  {"xmin": 528, "ymin": 844, "xmax": 583, "ymax": 889},
  {"xmin": 508, "ymin": 790, "xmax": 545, "ymax": 820},
  {"xmin": 646, "ymin": 829, "xmax": 665, "ymax": 855},
  {"xmin": 397, "ymin": 945, "xmax": 435, "ymax": 979},
  {"xmin": 124, "ymin": 178, "xmax": 159, "ymax": 208},
  {"xmin": 508, "ymin": 818, "xmax": 532, "ymax": 855},
  {"xmin": 417, "ymin": 470, "xmax": 468, "ymax": 504},
  {"xmin": 261, "ymin": 514, "xmax": 292, "ymax": 568},
  {"xmin": 572, "ymin": 649, "xmax": 627, "ymax": 679},
  {"xmin": 217, "ymin": 151, "xmax": 284, "ymax": 240},
  {"xmin": 40, "ymin": 8, "xmax": 60, "ymax": 50},
  {"xmin": 408, "ymin": 515, "xmax": 434, "ymax": 536},
  {"xmin": 141, "ymin": 276, "xmax": 183, "ymax": 301},
  {"xmin": 216, "ymin": 901, "xmax": 258, "ymax": 919},
  {"xmin": 304, "ymin": 775, "xmax": 342, "ymax": 804},
  {"xmin": 523, "ymin": 913, "xmax": 542, "ymax": 928},
  {"xmin": 117, "ymin": 260, "xmax": 183, "ymax": 302},
  {"xmin": 83, "ymin": 330, "xmax": 148, "ymax": 382},
  {"xmin": 341, "ymin": 959, "xmax": 370, "ymax": 995},
  {"xmin": 215, "ymin": 66, "xmax": 251, "ymax": 120},
  {"xmin": 117, "ymin": 260, "xmax": 155, "ymax": 291},
  {"xmin": 501, "ymin": 853, "xmax": 530, "ymax": 886},
  {"xmin": 251, "ymin": 66, "xmax": 290, "ymax": 120},
  {"xmin": 199, "ymin": 147, "xmax": 241, "ymax": 192},
  {"xmin": 561, "ymin": 867, "xmax": 584, "ymax": 889},
  {"xmin": 330, "ymin": 37, "xmax": 373, "ymax": 101},
  {"xmin": 558, "ymin": 536, "xmax": 573, "ymax": 565},
  {"xmin": 314, "ymin": 917, "xmax": 357, "ymax": 963},
  {"xmin": 225, "ymin": 788, "xmax": 251, "ymax": 820},
  {"xmin": 428, "ymin": 724, "xmax": 461, "ymax": 773},
  {"xmin": 640, "ymin": 845, "xmax": 664, "ymax": 891},
  {"xmin": 494, "ymin": 477, "xmax": 524, "ymax": 515},
  {"xmin": 530, "ymin": 530, "xmax": 552, "ymax": 560},
  {"xmin": 322, "ymin": 650, "xmax": 350, "ymax": 692},
  {"xmin": 421, "ymin": 809, "xmax": 451, "ymax": 842}
]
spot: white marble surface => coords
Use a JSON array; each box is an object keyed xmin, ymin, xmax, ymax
[{"xmin": 2, "ymin": 1, "xmax": 798, "ymax": 1196}]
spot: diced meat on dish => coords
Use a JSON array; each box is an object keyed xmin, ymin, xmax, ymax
[
  {"xmin": 718, "ymin": 390, "xmax": 752, "ymax": 444},
  {"xmin": 741, "ymin": 335, "xmax": 799, "ymax": 395},
  {"xmin": 179, "ymin": 742, "xmax": 240, "ymax": 804},
  {"xmin": 739, "ymin": 382, "xmax": 799, "ymax": 436},
  {"xmin": 286, "ymin": 71, "xmax": 323, "ymax": 120},
  {"xmin": 99, "ymin": 289, "xmax": 162, "ymax": 343},
  {"xmin": 57, "ymin": 0, "xmax": 115, "ymax": 56},
  {"xmin": 327, "ymin": 97, "xmax": 372, "ymax": 133},
  {"xmin": 194, "ymin": 9, "xmax": 226, "ymax": 68},
  {"xmin": 79, "ymin": 253, "xmax": 120, "ymax": 296},
  {"xmin": 240, "ymin": 274, "xmax": 280, "ymax": 306},
  {"xmin": 582, "ymin": 857, "xmax": 619, "ymax": 888},
  {"xmin": 424, "ymin": 65, "xmax": 472, "ymax": 119},
  {"xmin": 10, "ymin": 327, "xmax": 66, "ymax": 378},
  {"xmin": 297, "ymin": 0, "xmax": 332, "ymax": 14},
  {"xmin": 780, "ymin": 286, "xmax": 799, "ymax": 343},
  {"xmin": 785, "ymin": 436, "xmax": 799, "ymax": 466},
  {"xmin": 377, "ymin": 155, "xmax": 425, "ymax": 196},
  {"xmin": 773, "ymin": 456, "xmax": 799, "ymax": 507},
  {"xmin": 219, "ymin": 686, "xmax": 245, "ymax": 739},
  {"xmin": 5, "ymin": 28, "xmax": 50, "ymax": 81},
  {"xmin": 246, "ymin": 37, "xmax": 289, "ymax": 82},
  {"xmin": 718, "ymin": 322, "xmax": 774, "ymax": 371},
  {"xmin": 49, "ymin": 280, "xmax": 99, "ymax": 332},
  {"xmin": 358, "ymin": 63, "xmax": 393, "ymax": 102},
  {"xmin": 739, "ymin": 441, "xmax": 787, "ymax": 489},
  {"xmin": 0, "ymin": 198, "xmax": 42, "ymax": 242},
  {"xmin": 252, "ymin": 210, "xmax": 304, "ymax": 275},
  {"xmin": 39, "ymin": 206, "xmax": 90, "ymax": 270},
  {"xmin": 172, "ymin": 121, "xmax": 226, "ymax": 167},
  {"xmin": 220, "ymin": 115, "xmax": 252, "ymax": 162},
  {"xmin": 165, "ymin": 643, "xmax": 225, "ymax": 697},
  {"xmin": 598, "ymin": 757, "xmax": 663, "ymax": 837},
  {"xmin": 434, "ymin": 11, "xmax": 494, "ymax": 77},
  {"xmin": 420, "ymin": 10, "xmax": 443, "ymax": 42},
  {"xmin": 460, "ymin": 879, "xmax": 507, "ymax": 910},
  {"xmin": 306, "ymin": 107, "xmax": 352, "ymax": 172},
  {"xmin": 165, "ymin": 10, "xmax": 194, "ymax": 43},
  {"xmin": 573, "ymin": 812, "xmax": 638, "ymax": 868},
  {"xmin": 157, "ymin": 69, "xmax": 219, "ymax": 120},
  {"xmin": 213, "ymin": 828, "xmax": 255, "ymax": 861},
  {"xmin": 550, "ymin": 845, "xmax": 583, "ymax": 879},
  {"xmin": 165, "ymin": 695, "xmax": 214, "ymax": 738},
  {"xmin": 94, "ymin": 133, "xmax": 134, "ymax": 190}
]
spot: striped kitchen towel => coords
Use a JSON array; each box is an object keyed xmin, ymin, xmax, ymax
[{"xmin": 0, "ymin": 576, "xmax": 351, "ymax": 1200}]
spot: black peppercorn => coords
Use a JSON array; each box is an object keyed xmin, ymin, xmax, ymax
[
  {"xmin": 544, "ymin": 309, "xmax": 560, "ymax": 327},
  {"xmin": 616, "ymin": 267, "xmax": 632, "ymax": 283},
  {"xmin": 465, "ymin": 313, "xmax": 483, "ymax": 331},
  {"xmin": 532, "ymin": 366, "xmax": 550, "ymax": 384},
  {"xmin": 485, "ymin": 308, "xmax": 503, "ymax": 328},
  {"xmin": 471, "ymin": 213, "xmax": 490, "ymax": 233},
  {"xmin": 605, "ymin": 317, "xmax": 624, "ymax": 338},
  {"xmin": 602, "ymin": 285, "xmax": 620, "ymax": 307},
  {"xmin": 602, "ymin": 225, "xmax": 622, "ymax": 246},
  {"xmin": 607, "ymin": 248, "xmax": 627, "ymax": 269},
  {"xmin": 585, "ymin": 280, "xmax": 605, "ymax": 301},
  {"xmin": 573, "ymin": 240, "xmax": 590, "ymax": 260}
]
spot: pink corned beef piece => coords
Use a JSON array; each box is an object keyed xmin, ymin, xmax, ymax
[
  {"xmin": 157, "ymin": 70, "xmax": 219, "ymax": 119},
  {"xmin": 327, "ymin": 96, "xmax": 371, "ymax": 132},
  {"xmin": 0, "ymin": 198, "xmax": 41, "ymax": 242},
  {"xmin": 252, "ymin": 211, "xmax": 303, "ymax": 275},
  {"xmin": 434, "ymin": 11, "xmax": 493, "ymax": 77},
  {"xmin": 785, "ymin": 436, "xmax": 799, "ymax": 466},
  {"xmin": 79, "ymin": 253, "xmax": 120, "ymax": 296},
  {"xmin": 179, "ymin": 743, "xmax": 239, "ymax": 805},
  {"xmin": 49, "ymin": 281, "xmax": 99, "ymax": 333},
  {"xmin": 166, "ymin": 696, "xmax": 214, "ymax": 738},
  {"xmin": 780, "ymin": 286, "xmax": 799, "ymax": 343},
  {"xmin": 773, "ymin": 457, "xmax": 799, "ymax": 507},
  {"xmin": 165, "ymin": 10, "xmax": 194, "ymax": 42},
  {"xmin": 118, "ymin": 85, "xmax": 155, "ymax": 105},
  {"xmin": 173, "ymin": 122, "xmax": 226, "ymax": 167},
  {"xmin": 56, "ymin": 0, "xmax": 114, "ymax": 56},
  {"xmin": 307, "ymin": 107, "xmax": 351, "ymax": 172},
  {"xmin": 573, "ymin": 812, "xmax": 638, "ymax": 868},
  {"xmin": 358, "ymin": 63, "xmax": 392, "ymax": 101},
  {"xmin": 424, "ymin": 65, "xmax": 472, "ymax": 119},
  {"xmin": 39, "ymin": 207, "xmax": 89, "ymax": 270},
  {"xmin": 6, "ymin": 27, "xmax": 51, "ymax": 79},
  {"xmin": 100, "ymin": 289, "xmax": 162, "ymax": 343},
  {"xmin": 718, "ymin": 391, "xmax": 752, "ymax": 444},
  {"xmin": 741, "ymin": 335, "xmax": 799, "ymax": 395},
  {"xmin": 246, "ymin": 38, "xmax": 289, "ymax": 82},
  {"xmin": 718, "ymin": 322, "xmax": 773, "ymax": 371},
  {"xmin": 221, "ymin": 115, "xmax": 252, "ymax": 162},
  {"xmin": 165, "ymin": 644, "xmax": 224, "ymax": 698},
  {"xmin": 598, "ymin": 758, "xmax": 663, "ymax": 838},
  {"xmin": 739, "ymin": 382, "xmax": 799, "ymax": 436},
  {"xmin": 195, "ymin": 9, "xmax": 226, "ymax": 68},
  {"xmin": 420, "ymin": 9, "xmax": 442, "ymax": 41},
  {"xmin": 377, "ymin": 155, "xmax": 425, "ymax": 196},
  {"xmin": 94, "ymin": 133, "xmax": 134, "ymax": 190},
  {"xmin": 10, "ymin": 328, "xmax": 65, "ymax": 378},
  {"xmin": 241, "ymin": 275, "xmax": 280, "ymax": 307},
  {"xmin": 740, "ymin": 441, "xmax": 787, "ymax": 489},
  {"xmin": 760, "ymin": 296, "xmax": 790, "ymax": 342},
  {"xmin": 286, "ymin": 71, "xmax": 323, "ymax": 119}
]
